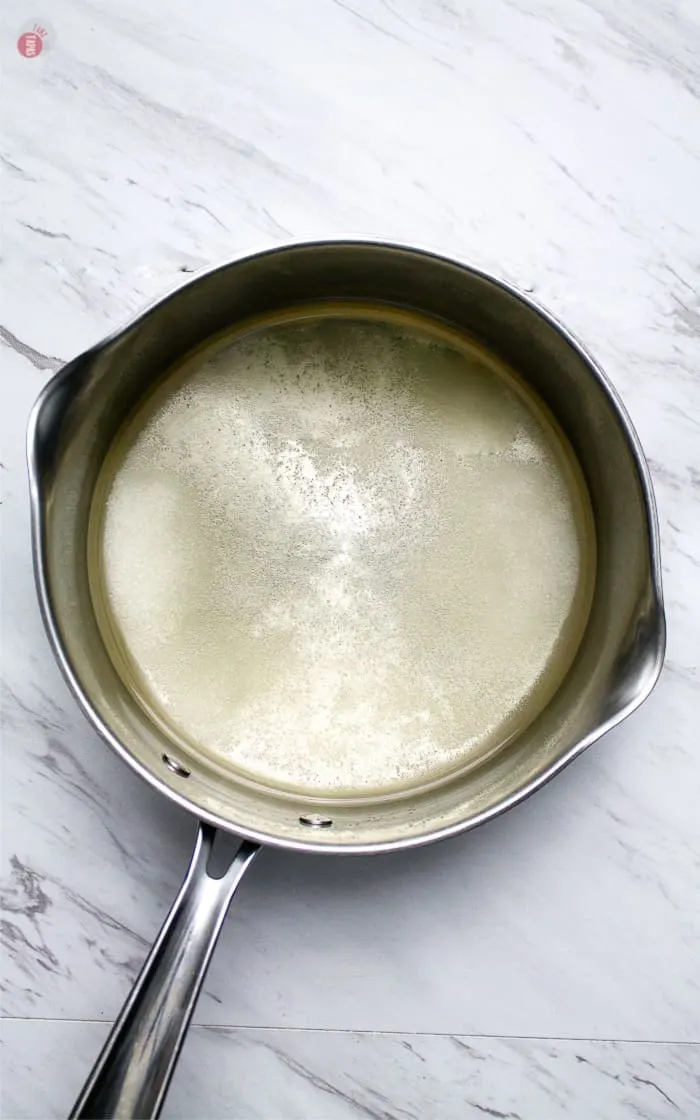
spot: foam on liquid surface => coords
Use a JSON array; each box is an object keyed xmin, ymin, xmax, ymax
[{"xmin": 93, "ymin": 307, "xmax": 593, "ymax": 795}]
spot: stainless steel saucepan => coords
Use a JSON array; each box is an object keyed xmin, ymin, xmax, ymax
[{"xmin": 27, "ymin": 241, "xmax": 665, "ymax": 1119}]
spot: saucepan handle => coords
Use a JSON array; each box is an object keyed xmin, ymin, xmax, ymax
[{"xmin": 70, "ymin": 823, "xmax": 260, "ymax": 1119}]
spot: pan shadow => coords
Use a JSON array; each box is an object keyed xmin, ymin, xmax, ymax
[
  {"xmin": 147, "ymin": 739, "xmax": 595, "ymax": 918},
  {"xmin": 220, "ymin": 747, "xmax": 594, "ymax": 944}
]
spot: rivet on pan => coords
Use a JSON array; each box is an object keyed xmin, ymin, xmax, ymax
[
  {"xmin": 299, "ymin": 813, "xmax": 333, "ymax": 828},
  {"xmin": 162, "ymin": 753, "xmax": 191, "ymax": 778}
]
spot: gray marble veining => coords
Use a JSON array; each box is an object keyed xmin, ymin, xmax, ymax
[
  {"xmin": 1, "ymin": 0, "xmax": 699, "ymax": 1116},
  {"xmin": 2, "ymin": 1023, "xmax": 699, "ymax": 1120}
]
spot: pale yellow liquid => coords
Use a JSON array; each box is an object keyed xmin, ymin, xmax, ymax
[{"xmin": 89, "ymin": 305, "xmax": 595, "ymax": 797}]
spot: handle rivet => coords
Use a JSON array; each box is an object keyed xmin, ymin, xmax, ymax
[
  {"xmin": 299, "ymin": 813, "xmax": 333, "ymax": 828},
  {"xmin": 162, "ymin": 754, "xmax": 191, "ymax": 778}
]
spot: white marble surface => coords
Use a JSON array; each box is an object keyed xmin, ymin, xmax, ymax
[
  {"xmin": 3, "ymin": 1024, "xmax": 699, "ymax": 1120},
  {"xmin": 1, "ymin": 0, "xmax": 699, "ymax": 1117}
]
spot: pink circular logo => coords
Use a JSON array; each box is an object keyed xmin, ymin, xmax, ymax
[
  {"xmin": 17, "ymin": 22, "xmax": 52, "ymax": 57},
  {"xmin": 18, "ymin": 31, "xmax": 43, "ymax": 57}
]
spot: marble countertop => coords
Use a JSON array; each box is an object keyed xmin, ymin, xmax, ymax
[{"xmin": 2, "ymin": 1, "xmax": 699, "ymax": 1117}]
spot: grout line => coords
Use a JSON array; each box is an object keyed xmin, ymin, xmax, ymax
[{"xmin": 0, "ymin": 1018, "xmax": 698, "ymax": 1045}]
